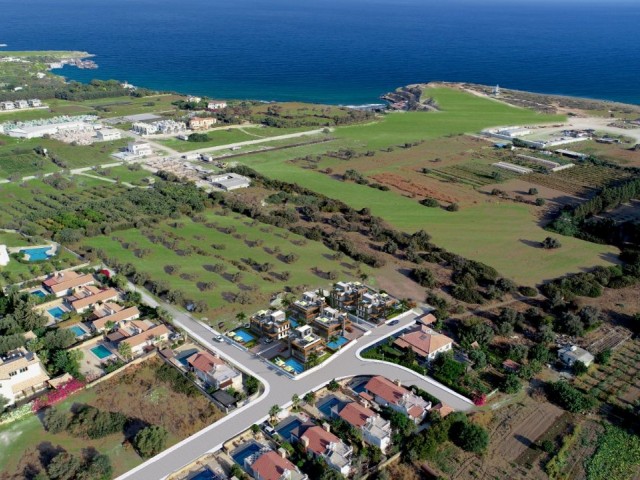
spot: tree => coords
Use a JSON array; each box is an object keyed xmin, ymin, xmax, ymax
[
  {"xmin": 572, "ymin": 360, "xmax": 588, "ymax": 376},
  {"xmin": 388, "ymin": 409, "xmax": 417, "ymax": 439},
  {"xmin": 536, "ymin": 198, "xmax": 546, "ymax": 206},
  {"xmin": 134, "ymin": 425, "xmax": 168, "ymax": 458},
  {"xmin": 595, "ymin": 348, "xmax": 612, "ymax": 365},
  {"xmin": 420, "ymin": 198, "xmax": 439, "ymax": 208},
  {"xmin": 53, "ymin": 349, "xmax": 83, "ymax": 377},
  {"xmin": 500, "ymin": 373, "xmax": 522, "ymax": 394},
  {"xmin": 451, "ymin": 422, "xmax": 489, "ymax": 454},
  {"xmin": 118, "ymin": 341, "xmax": 133, "ymax": 361},
  {"xmin": 327, "ymin": 379, "xmax": 340, "ymax": 391},
  {"xmin": 303, "ymin": 391, "xmax": 316, "ymax": 405},
  {"xmin": 43, "ymin": 407, "xmax": 70, "ymax": 433},
  {"xmin": 82, "ymin": 454, "xmax": 112, "ymax": 480},
  {"xmin": 269, "ymin": 404, "xmax": 282, "ymax": 422},
  {"xmin": 291, "ymin": 393, "xmax": 300, "ymax": 411},
  {"xmin": 546, "ymin": 381, "xmax": 596, "ymax": 413},
  {"xmin": 47, "ymin": 452, "xmax": 81, "ymax": 480},
  {"xmin": 542, "ymin": 237, "xmax": 562, "ymax": 249},
  {"xmin": 251, "ymin": 424, "xmax": 260, "ymax": 434},
  {"xmin": 528, "ymin": 187, "xmax": 539, "ymax": 195},
  {"xmin": 446, "ymin": 203, "xmax": 460, "ymax": 212},
  {"xmin": 0, "ymin": 394, "xmax": 9, "ymax": 413},
  {"xmin": 468, "ymin": 349, "xmax": 487, "ymax": 370},
  {"xmin": 245, "ymin": 375, "xmax": 259, "ymax": 395},
  {"xmin": 411, "ymin": 267, "xmax": 435, "ymax": 288}
]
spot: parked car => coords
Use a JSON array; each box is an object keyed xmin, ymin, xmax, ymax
[
  {"xmin": 214, "ymin": 335, "xmax": 224, "ymax": 342},
  {"xmin": 388, "ymin": 319, "xmax": 399, "ymax": 326},
  {"xmin": 261, "ymin": 422, "xmax": 275, "ymax": 436},
  {"xmin": 265, "ymin": 338, "xmax": 274, "ymax": 344}
]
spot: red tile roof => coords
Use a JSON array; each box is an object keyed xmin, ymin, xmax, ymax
[
  {"xmin": 433, "ymin": 403, "xmax": 454, "ymax": 418},
  {"xmin": 339, "ymin": 402, "xmax": 375, "ymax": 427},
  {"xmin": 408, "ymin": 405, "xmax": 425, "ymax": 419},
  {"xmin": 92, "ymin": 306, "xmax": 140, "ymax": 330},
  {"xmin": 301, "ymin": 426, "xmax": 340, "ymax": 455},
  {"xmin": 187, "ymin": 351, "xmax": 224, "ymax": 373},
  {"xmin": 393, "ymin": 325, "xmax": 452, "ymax": 358},
  {"xmin": 122, "ymin": 324, "xmax": 170, "ymax": 348},
  {"xmin": 364, "ymin": 376, "xmax": 407, "ymax": 405},
  {"xmin": 251, "ymin": 451, "xmax": 298, "ymax": 480},
  {"xmin": 44, "ymin": 272, "xmax": 95, "ymax": 294},
  {"xmin": 70, "ymin": 288, "xmax": 118, "ymax": 310}
]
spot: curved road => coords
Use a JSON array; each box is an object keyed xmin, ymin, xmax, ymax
[{"xmin": 117, "ymin": 285, "xmax": 472, "ymax": 480}]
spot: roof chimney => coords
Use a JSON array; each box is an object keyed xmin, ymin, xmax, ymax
[
  {"xmin": 322, "ymin": 422, "xmax": 331, "ymax": 432},
  {"xmin": 394, "ymin": 379, "xmax": 402, "ymax": 387},
  {"xmin": 278, "ymin": 447, "xmax": 287, "ymax": 459},
  {"xmin": 301, "ymin": 436, "xmax": 310, "ymax": 448}
]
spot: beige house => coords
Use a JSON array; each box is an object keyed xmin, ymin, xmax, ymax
[{"xmin": 0, "ymin": 348, "xmax": 50, "ymax": 406}]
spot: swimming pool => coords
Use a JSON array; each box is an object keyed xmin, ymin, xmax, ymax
[
  {"xmin": 289, "ymin": 318, "xmax": 299, "ymax": 328},
  {"xmin": 284, "ymin": 357, "xmax": 305, "ymax": 374},
  {"xmin": 327, "ymin": 336, "xmax": 349, "ymax": 350},
  {"xmin": 232, "ymin": 328, "xmax": 256, "ymax": 343},
  {"xmin": 69, "ymin": 325, "xmax": 86, "ymax": 337},
  {"xmin": 189, "ymin": 468, "xmax": 222, "ymax": 480},
  {"xmin": 231, "ymin": 442, "xmax": 263, "ymax": 467},
  {"xmin": 91, "ymin": 345, "xmax": 112, "ymax": 360},
  {"xmin": 275, "ymin": 417, "xmax": 303, "ymax": 441},
  {"xmin": 20, "ymin": 247, "xmax": 54, "ymax": 261},
  {"xmin": 317, "ymin": 396, "xmax": 345, "ymax": 418},
  {"xmin": 47, "ymin": 306, "xmax": 66, "ymax": 319},
  {"xmin": 31, "ymin": 290, "xmax": 46, "ymax": 298}
]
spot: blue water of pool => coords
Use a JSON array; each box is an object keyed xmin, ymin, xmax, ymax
[
  {"xmin": 327, "ymin": 335, "xmax": 349, "ymax": 350},
  {"xmin": 47, "ymin": 306, "xmax": 66, "ymax": 319},
  {"xmin": 69, "ymin": 325, "xmax": 86, "ymax": 337},
  {"xmin": 233, "ymin": 328, "xmax": 255, "ymax": 343},
  {"xmin": 31, "ymin": 290, "xmax": 46, "ymax": 298},
  {"xmin": 231, "ymin": 442, "xmax": 262, "ymax": 467},
  {"xmin": 91, "ymin": 345, "xmax": 112, "ymax": 359},
  {"xmin": 284, "ymin": 357, "xmax": 305, "ymax": 374},
  {"xmin": 20, "ymin": 247, "xmax": 53, "ymax": 261},
  {"xmin": 189, "ymin": 468, "xmax": 222, "ymax": 480},
  {"xmin": 275, "ymin": 417, "xmax": 303, "ymax": 441},
  {"xmin": 317, "ymin": 396, "xmax": 345, "ymax": 418},
  {"xmin": 289, "ymin": 318, "xmax": 299, "ymax": 328}
]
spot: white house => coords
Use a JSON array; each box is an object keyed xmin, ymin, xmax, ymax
[
  {"xmin": 14, "ymin": 100, "xmax": 29, "ymax": 109},
  {"xmin": 0, "ymin": 348, "xmax": 50, "ymax": 406},
  {"xmin": 96, "ymin": 128, "xmax": 122, "ymax": 141},
  {"xmin": 0, "ymin": 245, "xmax": 9, "ymax": 266},
  {"xmin": 0, "ymin": 101, "xmax": 15, "ymax": 111},
  {"xmin": 28, "ymin": 99, "xmax": 42, "ymax": 108},
  {"xmin": 208, "ymin": 173, "xmax": 251, "ymax": 191},
  {"xmin": 186, "ymin": 350, "xmax": 243, "ymax": 391},
  {"xmin": 131, "ymin": 122, "xmax": 158, "ymax": 136},
  {"xmin": 337, "ymin": 402, "xmax": 392, "ymax": 453},
  {"xmin": 207, "ymin": 101, "xmax": 227, "ymax": 110},
  {"xmin": 558, "ymin": 345, "xmax": 594, "ymax": 367},
  {"xmin": 364, "ymin": 376, "xmax": 430, "ymax": 424},
  {"xmin": 127, "ymin": 141, "xmax": 153, "ymax": 157}
]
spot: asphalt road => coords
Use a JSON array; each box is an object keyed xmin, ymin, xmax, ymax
[{"xmin": 116, "ymin": 284, "xmax": 472, "ymax": 480}]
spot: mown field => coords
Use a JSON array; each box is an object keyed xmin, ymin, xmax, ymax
[
  {"xmin": 81, "ymin": 209, "xmax": 368, "ymax": 323},
  {"xmin": 233, "ymin": 87, "xmax": 618, "ymax": 285},
  {"xmin": 157, "ymin": 125, "xmax": 317, "ymax": 152}
]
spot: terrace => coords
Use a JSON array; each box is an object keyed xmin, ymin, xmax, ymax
[
  {"xmin": 249, "ymin": 309, "xmax": 290, "ymax": 341},
  {"xmin": 291, "ymin": 290, "xmax": 326, "ymax": 321},
  {"xmin": 288, "ymin": 325, "xmax": 325, "ymax": 363},
  {"xmin": 310, "ymin": 307, "xmax": 349, "ymax": 340}
]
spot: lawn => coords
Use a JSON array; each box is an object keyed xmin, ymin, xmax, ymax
[
  {"xmin": 82, "ymin": 209, "xmax": 369, "ymax": 324},
  {"xmin": 158, "ymin": 126, "xmax": 318, "ymax": 152},
  {"xmin": 0, "ymin": 231, "xmax": 28, "ymax": 247},
  {"xmin": 98, "ymin": 165, "xmax": 154, "ymax": 185},
  {"xmin": 0, "ymin": 358, "xmax": 221, "ymax": 478},
  {"xmin": 233, "ymin": 87, "xmax": 616, "ymax": 285}
]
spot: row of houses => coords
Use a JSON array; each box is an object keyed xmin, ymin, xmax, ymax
[{"xmin": 0, "ymin": 99, "xmax": 42, "ymax": 110}]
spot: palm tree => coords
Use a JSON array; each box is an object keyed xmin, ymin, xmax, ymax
[
  {"xmin": 291, "ymin": 394, "xmax": 300, "ymax": 411},
  {"xmin": 269, "ymin": 404, "xmax": 281, "ymax": 424},
  {"xmin": 303, "ymin": 391, "xmax": 316, "ymax": 406},
  {"xmin": 118, "ymin": 341, "xmax": 132, "ymax": 361}
]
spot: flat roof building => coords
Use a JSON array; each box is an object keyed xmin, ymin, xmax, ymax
[{"xmin": 208, "ymin": 173, "xmax": 251, "ymax": 191}]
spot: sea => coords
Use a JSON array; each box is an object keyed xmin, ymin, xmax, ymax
[{"xmin": 1, "ymin": 0, "xmax": 639, "ymax": 106}]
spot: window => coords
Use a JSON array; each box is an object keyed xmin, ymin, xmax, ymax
[
  {"xmin": 20, "ymin": 367, "xmax": 28, "ymax": 373},
  {"xmin": 8, "ymin": 370, "xmax": 17, "ymax": 377}
]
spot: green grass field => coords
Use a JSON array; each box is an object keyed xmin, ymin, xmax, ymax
[
  {"xmin": 0, "ymin": 231, "xmax": 28, "ymax": 247},
  {"xmin": 97, "ymin": 165, "xmax": 154, "ymax": 185},
  {"xmin": 158, "ymin": 126, "xmax": 317, "ymax": 152},
  {"xmin": 82, "ymin": 209, "xmax": 368, "ymax": 323},
  {"xmin": 234, "ymin": 87, "xmax": 617, "ymax": 285}
]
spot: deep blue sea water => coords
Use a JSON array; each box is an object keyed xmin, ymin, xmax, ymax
[{"xmin": 1, "ymin": 0, "xmax": 639, "ymax": 105}]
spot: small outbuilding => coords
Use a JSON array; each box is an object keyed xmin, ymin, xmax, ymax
[{"xmin": 558, "ymin": 345, "xmax": 594, "ymax": 367}]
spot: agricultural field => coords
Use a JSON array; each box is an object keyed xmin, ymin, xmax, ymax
[
  {"xmin": 574, "ymin": 337, "xmax": 640, "ymax": 410},
  {"xmin": 157, "ymin": 125, "xmax": 318, "ymax": 152},
  {"xmin": 80, "ymin": 208, "xmax": 370, "ymax": 326},
  {"xmin": 96, "ymin": 164, "xmax": 155, "ymax": 186},
  {"xmin": 523, "ymin": 163, "xmax": 633, "ymax": 197},
  {"xmin": 568, "ymin": 140, "xmax": 640, "ymax": 167},
  {"xmin": 83, "ymin": 94, "xmax": 183, "ymax": 118},
  {"xmin": 0, "ymin": 357, "xmax": 222, "ymax": 479}
]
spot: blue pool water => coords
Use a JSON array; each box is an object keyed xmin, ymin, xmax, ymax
[
  {"xmin": 231, "ymin": 442, "xmax": 262, "ymax": 467},
  {"xmin": 233, "ymin": 328, "xmax": 256, "ymax": 343},
  {"xmin": 189, "ymin": 468, "xmax": 222, "ymax": 480},
  {"xmin": 327, "ymin": 336, "xmax": 349, "ymax": 350},
  {"xmin": 47, "ymin": 307, "xmax": 66, "ymax": 319},
  {"xmin": 69, "ymin": 325, "xmax": 86, "ymax": 337},
  {"xmin": 275, "ymin": 417, "xmax": 303, "ymax": 441},
  {"xmin": 31, "ymin": 290, "xmax": 46, "ymax": 298},
  {"xmin": 91, "ymin": 345, "xmax": 112, "ymax": 359},
  {"xmin": 317, "ymin": 396, "xmax": 344, "ymax": 418},
  {"xmin": 284, "ymin": 357, "xmax": 304, "ymax": 374},
  {"xmin": 20, "ymin": 247, "xmax": 53, "ymax": 261},
  {"xmin": 289, "ymin": 318, "xmax": 299, "ymax": 328}
]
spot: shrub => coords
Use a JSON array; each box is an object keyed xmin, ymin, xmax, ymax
[
  {"xmin": 450, "ymin": 421, "xmax": 489, "ymax": 453},
  {"xmin": 43, "ymin": 407, "xmax": 70, "ymax": 433},
  {"xmin": 446, "ymin": 203, "xmax": 460, "ymax": 212},
  {"xmin": 500, "ymin": 374, "xmax": 522, "ymax": 394},
  {"xmin": 420, "ymin": 198, "xmax": 439, "ymax": 208},
  {"xmin": 546, "ymin": 381, "xmax": 596, "ymax": 412},
  {"xmin": 134, "ymin": 425, "xmax": 168, "ymax": 458}
]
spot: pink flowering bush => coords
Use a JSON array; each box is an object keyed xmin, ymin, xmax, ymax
[{"xmin": 32, "ymin": 378, "xmax": 84, "ymax": 411}]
